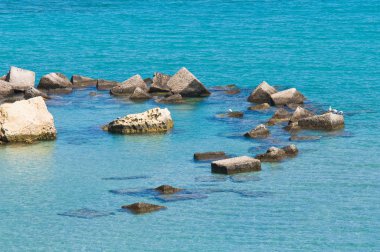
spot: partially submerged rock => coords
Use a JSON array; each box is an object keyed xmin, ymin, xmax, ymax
[
  {"xmin": 149, "ymin": 72, "xmax": 171, "ymax": 93},
  {"xmin": 270, "ymin": 88, "xmax": 305, "ymax": 105},
  {"xmin": 110, "ymin": 74, "xmax": 148, "ymax": 96},
  {"xmin": 155, "ymin": 193, "xmax": 207, "ymax": 202},
  {"xmin": 298, "ymin": 112, "xmax": 344, "ymax": 130},
  {"xmin": 155, "ymin": 185, "xmax": 182, "ymax": 194},
  {"xmin": 130, "ymin": 87, "xmax": 151, "ymax": 100},
  {"xmin": 0, "ymin": 97, "xmax": 56, "ymax": 143},
  {"xmin": 247, "ymin": 81, "xmax": 277, "ymax": 103},
  {"xmin": 289, "ymin": 106, "xmax": 314, "ymax": 123},
  {"xmin": 211, "ymin": 156, "xmax": 261, "ymax": 175},
  {"xmin": 255, "ymin": 144, "xmax": 298, "ymax": 162},
  {"xmin": 166, "ymin": 67, "xmax": 210, "ymax": 97},
  {"xmin": 121, "ymin": 202, "xmax": 166, "ymax": 214},
  {"xmin": 289, "ymin": 135, "xmax": 321, "ymax": 141},
  {"xmin": 267, "ymin": 108, "xmax": 292, "ymax": 125},
  {"xmin": 244, "ymin": 124, "xmax": 270, "ymax": 138},
  {"xmin": 5, "ymin": 66, "xmax": 35, "ymax": 89},
  {"xmin": 37, "ymin": 73, "xmax": 73, "ymax": 93},
  {"xmin": 71, "ymin": 75, "xmax": 97, "ymax": 88},
  {"xmin": 156, "ymin": 94, "xmax": 184, "ymax": 104},
  {"xmin": 24, "ymin": 87, "xmax": 49, "ymax": 100},
  {"xmin": 103, "ymin": 107, "xmax": 173, "ymax": 134},
  {"xmin": 211, "ymin": 84, "xmax": 240, "ymax": 95},
  {"xmin": 96, "ymin": 79, "xmax": 120, "ymax": 90},
  {"xmin": 248, "ymin": 103, "xmax": 270, "ymax": 111},
  {"xmin": 227, "ymin": 111, "xmax": 244, "ymax": 118},
  {"xmin": 194, "ymin": 151, "xmax": 227, "ymax": 161}
]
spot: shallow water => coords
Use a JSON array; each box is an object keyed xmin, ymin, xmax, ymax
[{"xmin": 0, "ymin": 1, "xmax": 379, "ymax": 251}]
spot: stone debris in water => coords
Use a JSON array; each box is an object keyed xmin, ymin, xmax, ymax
[
  {"xmin": 211, "ymin": 156, "xmax": 261, "ymax": 175},
  {"xmin": 110, "ymin": 74, "xmax": 148, "ymax": 96},
  {"xmin": 244, "ymin": 124, "xmax": 270, "ymax": 138},
  {"xmin": 193, "ymin": 151, "xmax": 227, "ymax": 161},
  {"xmin": 5, "ymin": 66, "xmax": 35, "ymax": 89},
  {"xmin": 255, "ymin": 144, "xmax": 298, "ymax": 162},
  {"xmin": 149, "ymin": 72, "xmax": 171, "ymax": 93},
  {"xmin": 298, "ymin": 112, "xmax": 344, "ymax": 130},
  {"xmin": 155, "ymin": 185, "xmax": 182, "ymax": 194},
  {"xmin": 102, "ymin": 175, "xmax": 150, "ymax": 180},
  {"xmin": 71, "ymin": 75, "xmax": 97, "ymax": 88},
  {"xmin": 103, "ymin": 107, "xmax": 174, "ymax": 134},
  {"xmin": 270, "ymin": 88, "xmax": 305, "ymax": 105},
  {"xmin": 121, "ymin": 202, "xmax": 166, "ymax": 214},
  {"xmin": 155, "ymin": 192, "xmax": 208, "ymax": 202},
  {"xmin": 247, "ymin": 81, "xmax": 277, "ymax": 104},
  {"xmin": 37, "ymin": 72, "xmax": 73, "ymax": 93},
  {"xmin": 166, "ymin": 67, "xmax": 210, "ymax": 97},
  {"xmin": 58, "ymin": 208, "xmax": 115, "ymax": 219}
]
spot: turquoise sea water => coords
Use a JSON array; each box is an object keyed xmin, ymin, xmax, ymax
[{"xmin": 0, "ymin": 1, "xmax": 379, "ymax": 251}]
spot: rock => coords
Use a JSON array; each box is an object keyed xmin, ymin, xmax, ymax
[
  {"xmin": 0, "ymin": 97, "xmax": 57, "ymax": 143},
  {"xmin": 298, "ymin": 112, "xmax": 344, "ymax": 130},
  {"xmin": 248, "ymin": 103, "xmax": 270, "ymax": 111},
  {"xmin": 227, "ymin": 111, "xmax": 244, "ymax": 118},
  {"xmin": 156, "ymin": 94, "xmax": 184, "ymax": 104},
  {"xmin": 0, "ymin": 80, "xmax": 15, "ymax": 98},
  {"xmin": 103, "ymin": 107, "xmax": 173, "ymax": 134},
  {"xmin": 211, "ymin": 156, "xmax": 261, "ymax": 175},
  {"xmin": 244, "ymin": 124, "xmax": 270, "ymax": 138},
  {"xmin": 289, "ymin": 106, "xmax": 314, "ymax": 123},
  {"xmin": 211, "ymin": 84, "xmax": 240, "ymax": 95},
  {"xmin": 37, "ymin": 73, "xmax": 73, "ymax": 93},
  {"xmin": 225, "ymin": 89, "xmax": 240, "ymax": 95},
  {"xmin": 89, "ymin": 91, "xmax": 97, "ymax": 97},
  {"xmin": 255, "ymin": 145, "xmax": 298, "ymax": 162},
  {"xmin": 155, "ymin": 193, "xmax": 208, "ymax": 202},
  {"xmin": 194, "ymin": 151, "xmax": 227, "ymax": 161},
  {"xmin": 96, "ymin": 79, "xmax": 120, "ymax": 90},
  {"xmin": 5, "ymin": 66, "xmax": 35, "ymax": 89},
  {"xmin": 149, "ymin": 72, "xmax": 171, "ymax": 93},
  {"xmin": 289, "ymin": 135, "xmax": 321, "ymax": 141},
  {"xmin": 58, "ymin": 208, "xmax": 115, "ymax": 219},
  {"xmin": 130, "ymin": 87, "xmax": 151, "ymax": 100},
  {"xmin": 144, "ymin": 77, "xmax": 153, "ymax": 86},
  {"xmin": 110, "ymin": 74, "xmax": 148, "ymax": 96},
  {"xmin": 71, "ymin": 75, "xmax": 97, "ymax": 88},
  {"xmin": 155, "ymin": 185, "xmax": 182, "ymax": 194},
  {"xmin": 24, "ymin": 87, "xmax": 49, "ymax": 100},
  {"xmin": 0, "ymin": 75, "xmax": 6, "ymax": 81},
  {"xmin": 270, "ymin": 88, "xmax": 305, "ymax": 105},
  {"xmin": 121, "ymin": 202, "xmax": 166, "ymax": 214},
  {"xmin": 267, "ymin": 108, "xmax": 292, "ymax": 125},
  {"xmin": 247, "ymin": 81, "xmax": 277, "ymax": 103},
  {"xmin": 166, "ymin": 67, "xmax": 210, "ymax": 97}
]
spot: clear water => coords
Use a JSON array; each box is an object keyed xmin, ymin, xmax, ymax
[{"xmin": 0, "ymin": 1, "xmax": 379, "ymax": 251}]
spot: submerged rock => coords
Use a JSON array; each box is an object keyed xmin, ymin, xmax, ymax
[
  {"xmin": 149, "ymin": 72, "xmax": 171, "ymax": 93},
  {"xmin": 96, "ymin": 79, "xmax": 120, "ymax": 90},
  {"xmin": 289, "ymin": 135, "xmax": 321, "ymax": 141},
  {"xmin": 255, "ymin": 144, "xmax": 298, "ymax": 162},
  {"xmin": 0, "ymin": 97, "xmax": 56, "ymax": 143},
  {"xmin": 156, "ymin": 94, "xmax": 184, "ymax": 104},
  {"xmin": 248, "ymin": 103, "xmax": 271, "ymax": 111},
  {"xmin": 103, "ymin": 107, "xmax": 173, "ymax": 134},
  {"xmin": 5, "ymin": 66, "xmax": 35, "ymax": 89},
  {"xmin": 155, "ymin": 193, "xmax": 208, "ymax": 202},
  {"xmin": 155, "ymin": 185, "xmax": 182, "ymax": 194},
  {"xmin": 298, "ymin": 112, "xmax": 344, "ymax": 130},
  {"xmin": 121, "ymin": 202, "xmax": 166, "ymax": 214},
  {"xmin": 110, "ymin": 74, "xmax": 148, "ymax": 96},
  {"xmin": 247, "ymin": 81, "xmax": 277, "ymax": 104},
  {"xmin": 244, "ymin": 124, "xmax": 270, "ymax": 138},
  {"xmin": 58, "ymin": 208, "xmax": 115, "ymax": 219},
  {"xmin": 211, "ymin": 84, "xmax": 240, "ymax": 95},
  {"xmin": 211, "ymin": 156, "xmax": 261, "ymax": 175},
  {"xmin": 267, "ymin": 108, "xmax": 292, "ymax": 125},
  {"xmin": 166, "ymin": 67, "xmax": 210, "ymax": 97},
  {"xmin": 71, "ymin": 75, "xmax": 97, "ymax": 88},
  {"xmin": 194, "ymin": 151, "xmax": 227, "ymax": 161},
  {"xmin": 270, "ymin": 88, "xmax": 305, "ymax": 105},
  {"xmin": 130, "ymin": 87, "xmax": 151, "ymax": 100},
  {"xmin": 37, "ymin": 73, "xmax": 73, "ymax": 93},
  {"xmin": 227, "ymin": 111, "xmax": 244, "ymax": 118}
]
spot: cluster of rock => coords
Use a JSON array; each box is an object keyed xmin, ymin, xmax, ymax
[{"xmin": 255, "ymin": 145, "xmax": 298, "ymax": 162}]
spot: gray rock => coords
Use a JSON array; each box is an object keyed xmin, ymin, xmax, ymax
[
  {"xmin": 289, "ymin": 106, "xmax": 314, "ymax": 123},
  {"xmin": 270, "ymin": 88, "xmax": 305, "ymax": 105},
  {"xmin": 255, "ymin": 145, "xmax": 298, "ymax": 162},
  {"xmin": 247, "ymin": 81, "xmax": 277, "ymax": 103},
  {"xmin": 37, "ymin": 73, "xmax": 73, "ymax": 93},
  {"xmin": 130, "ymin": 87, "xmax": 151, "ymax": 100},
  {"xmin": 282, "ymin": 144, "xmax": 299, "ymax": 156},
  {"xmin": 144, "ymin": 77, "xmax": 153, "ymax": 86},
  {"xmin": 24, "ymin": 87, "xmax": 49, "ymax": 100},
  {"xmin": 211, "ymin": 156, "xmax": 261, "ymax": 175},
  {"xmin": 244, "ymin": 124, "xmax": 270, "ymax": 138},
  {"xmin": 0, "ymin": 75, "xmax": 6, "ymax": 81},
  {"xmin": 155, "ymin": 193, "xmax": 208, "ymax": 202},
  {"xmin": 0, "ymin": 80, "xmax": 15, "ymax": 98},
  {"xmin": 96, "ymin": 79, "xmax": 120, "ymax": 90},
  {"xmin": 71, "ymin": 75, "xmax": 97, "ymax": 88},
  {"xmin": 227, "ymin": 111, "xmax": 244, "ymax": 118},
  {"xmin": 267, "ymin": 108, "xmax": 292, "ymax": 125},
  {"xmin": 149, "ymin": 72, "xmax": 171, "ymax": 93},
  {"xmin": 156, "ymin": 94, "xmax": 184, "ymax": 104},
  {"xmin": 289, "ymin": 135, "xmax": 321, "ymax": 141},
  {"xmin": 5, "ymin": 66, "xmax": 35, "ymax": 89},
  {"xmin": 166, "ymin": 67, "xmax": 210, "ymax": 97},
  {"xmin": 298, "ymin": 112, "xmax": 344, "ymax": 130},
  {"xmin": 248, "ymin": 103, "xmax": 271, "ymax": 111},
  {"xmin": 194, "ymin": 151, "xmax": 227, "ymax": 161},
  {"xmin": 121, "ymin": 202, "xmax": 166, "ymax": 214},
  {"xmin": 110, "ymin": 74, "xmax": 148, "ymax": 96},
  {"xmin": 155, "ymin": 185, "xmax": 182, "ymax": 194}
]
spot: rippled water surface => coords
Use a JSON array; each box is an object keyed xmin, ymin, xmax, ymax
[{"xmin": 0, "ymin": 1, "xmax": 379, "ymax": 251}]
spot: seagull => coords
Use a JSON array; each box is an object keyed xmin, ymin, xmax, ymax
[
  {"xmin": 332, "ymin": 109, "xmax": 338, "ymax": 114},
  {"xmin": 228, "ymin": 109, "xmax": 233, "ymax": 112},
  {"xmin": 338, "ymin": 111, "xmax": 344, "ymax": 115},
  {"xmin": 328, "ymin": 106, "xmax": 332, "ymax": 112}
]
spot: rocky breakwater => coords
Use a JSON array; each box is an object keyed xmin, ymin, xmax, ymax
[
  {"xmin": 0, "ymin": 97, "xmax": 57, "ymax": 143},
  {"xmin": 103, "ymin": 107, "xmax": 174, "ymax": 134}
]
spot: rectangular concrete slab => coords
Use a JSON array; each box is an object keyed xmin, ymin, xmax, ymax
[
  {"xmin": 6, "ymin": 66, "xmax": 35, "ymax": 89},
  {"xmin": 211, "ymin": 156, "xmax": 261, "ymax": 175}
]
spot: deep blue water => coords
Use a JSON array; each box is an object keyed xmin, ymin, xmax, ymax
[{"xmin": 0, "ymin": 1, "xmax": 379, "ymax": 251}]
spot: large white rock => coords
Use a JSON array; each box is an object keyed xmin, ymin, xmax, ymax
[
  {"xmin": 166, "ymin": 67, "xmax": 210, "ymax": 97},
  {"xmin": 0, "ymin": 97, "xmax": 56, "ymax": 143},
  {"xmin": 104, "ymin": 107, "xmax": 173, "ymax": 134},
  {"xmin": 5, "ymin": 66, "xmax": 35, "ymax": 89},
  {"xmin": 270, "ymin": 88, "xmax": 305, "ymax": 105}
]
